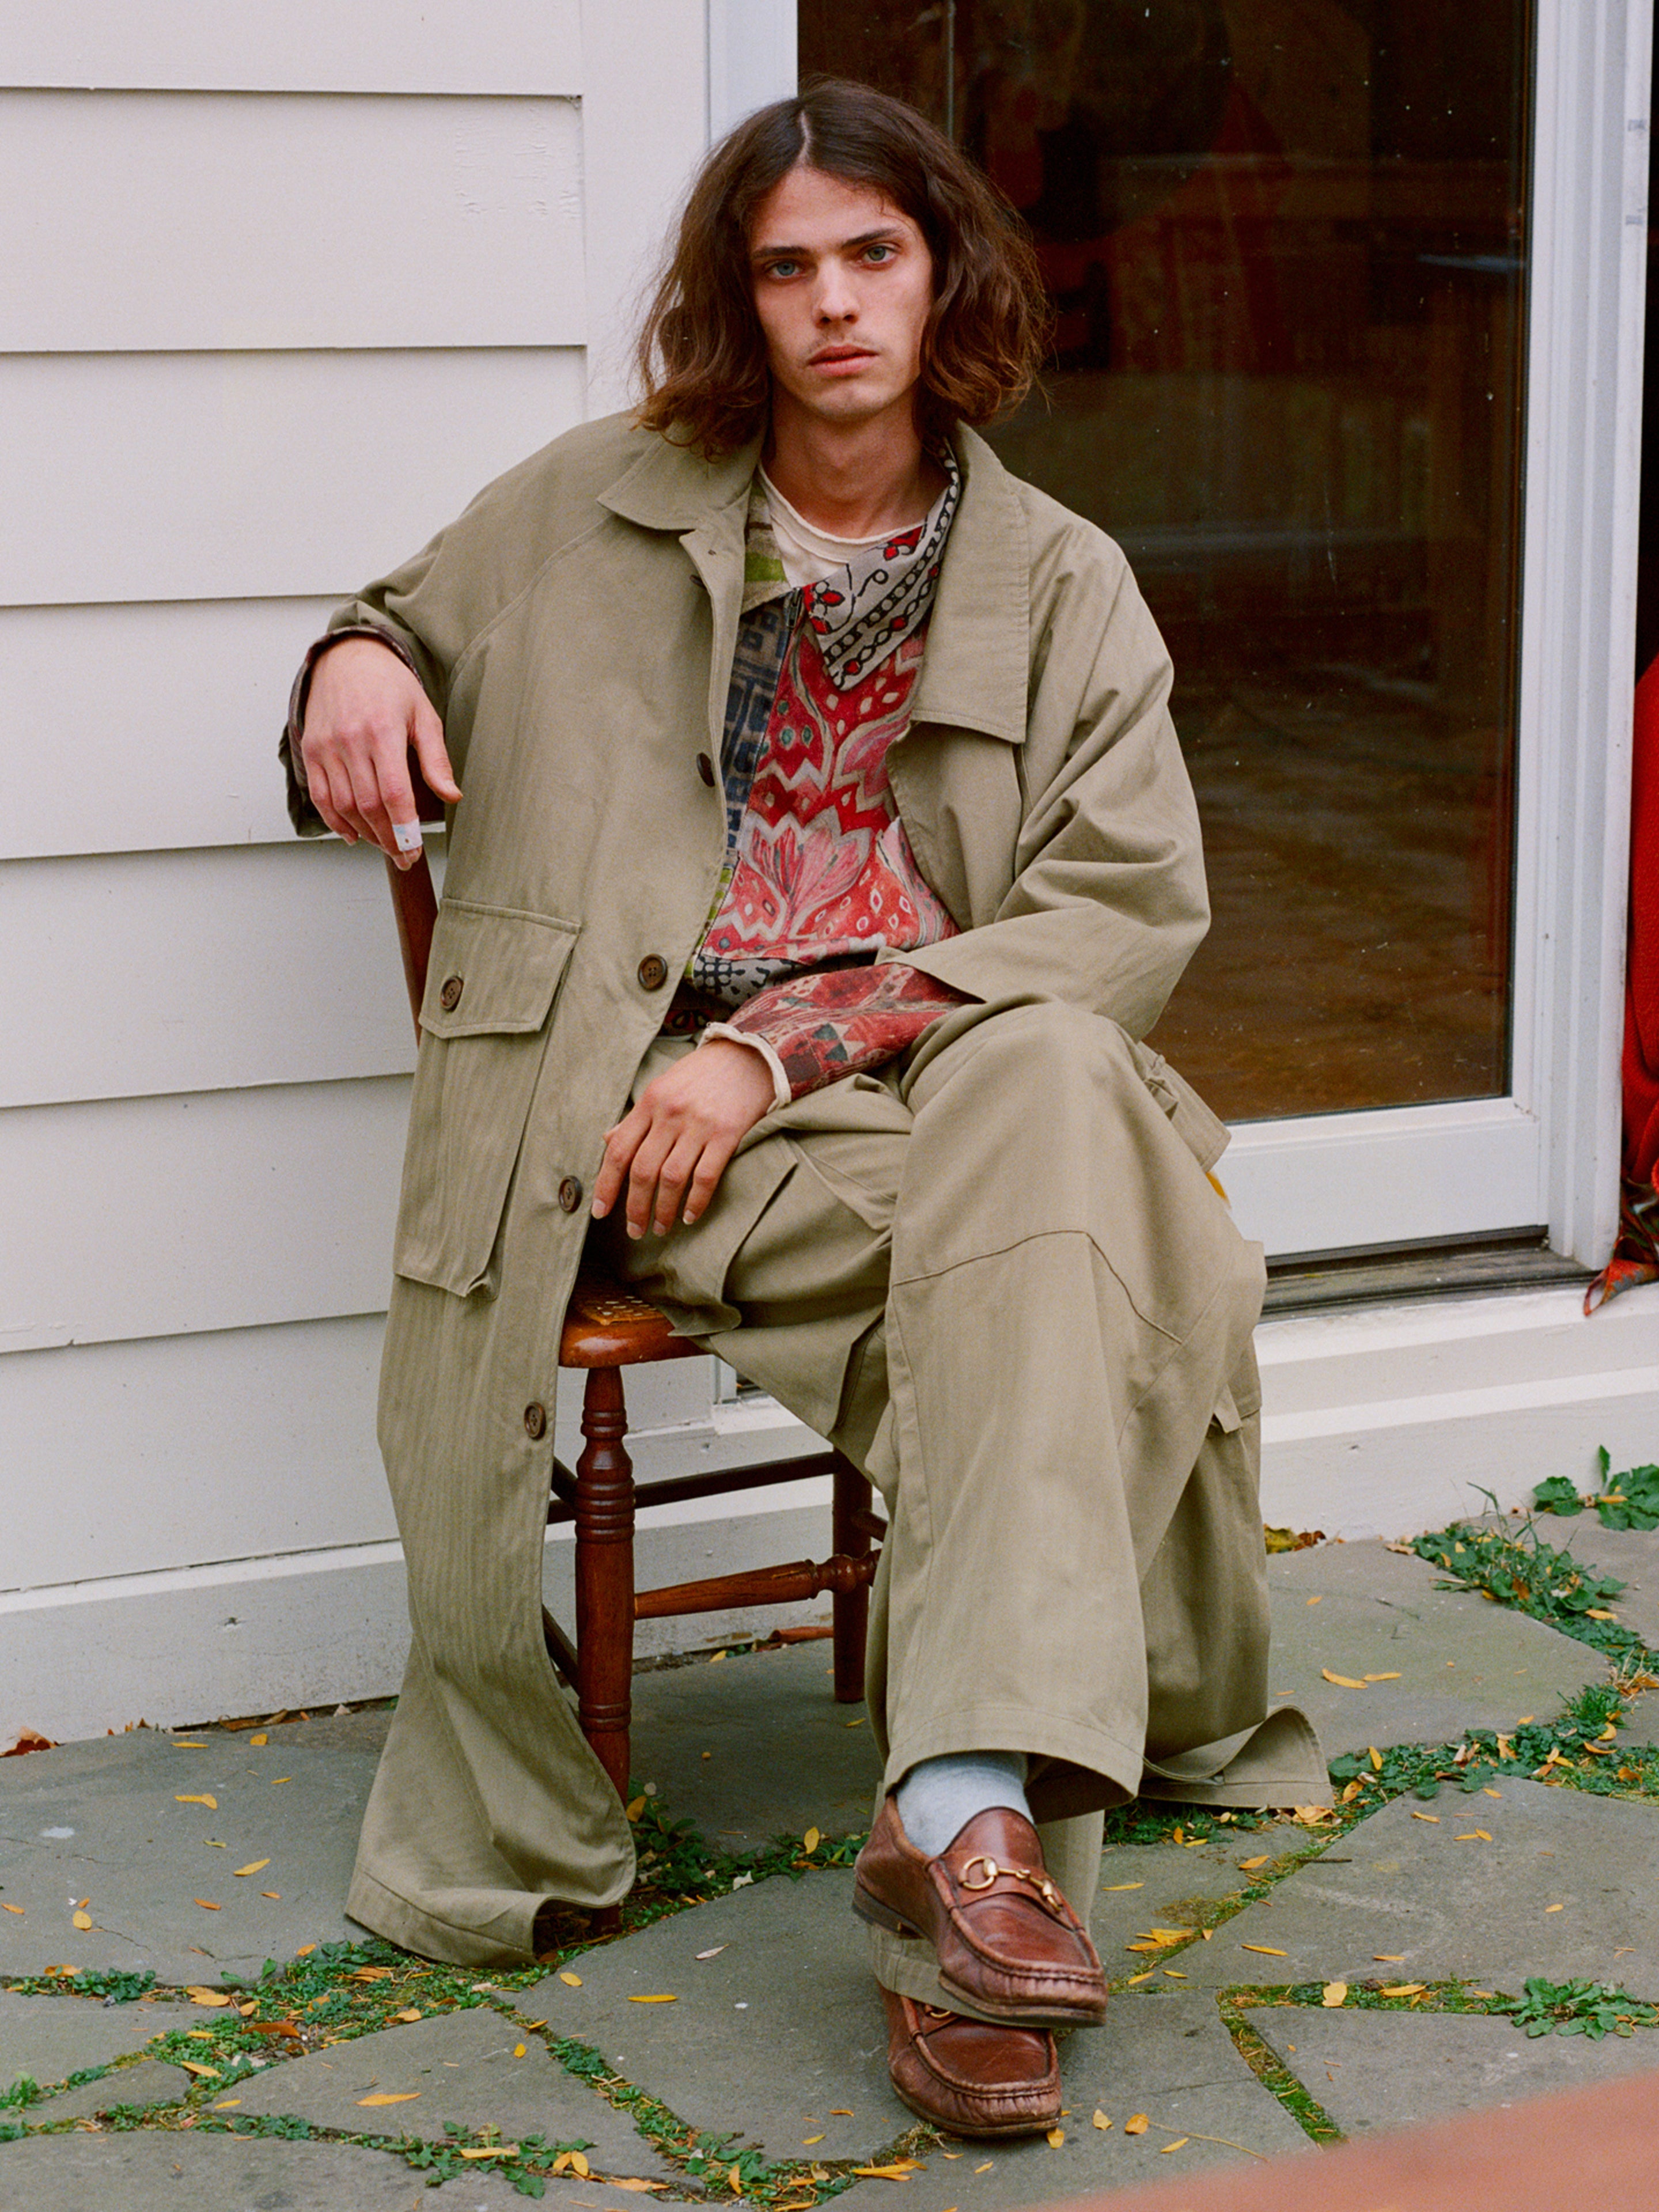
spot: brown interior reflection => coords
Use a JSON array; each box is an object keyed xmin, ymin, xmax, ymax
[{"xmin": 800, "ymin": 0, "xmax": 1529, "ymax": 1121}]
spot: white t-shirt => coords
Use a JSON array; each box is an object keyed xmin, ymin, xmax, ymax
[{"xmin": 758, "ymin": 468, "xmax": 908, "ymax": 588}]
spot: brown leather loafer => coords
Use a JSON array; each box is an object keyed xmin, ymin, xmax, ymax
[
  {"xmin": 881, "ymin": 1987, "xmax": 1060, "ymax": 2138},
  {"xmin": 854, "ymin": 1797, "xmax": 1108, "ymax": 2026}
]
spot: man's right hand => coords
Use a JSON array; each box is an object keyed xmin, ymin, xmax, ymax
[{"xmin": 299, "ymin": 637, "xmax": 462, "ymax": 869}]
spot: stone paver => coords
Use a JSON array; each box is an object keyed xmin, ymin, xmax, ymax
[
  {"xmin": 0, "ymin": 1711, "xmax": 388, "ymax": 1984},
  {"xmin": 1178, "ymin": 1780, "xmax": 1659, "ymax": 1994},
  {"xmin": 28, "ymin": 2056, "xmax": 193, "ymax": 2119},
  {"xmin": 232, "ymin": 2005, "xmax": 674, "ymax": 2177},
  {"xmin": 1252, "ymin": 2005, "xmax": 1659, "ymax": 2133},
  {"xmin": 526, "ymin": 1871, "xmax": 1304, "ymax": 2191},
  {"xmin": 629, "ymin": 1641, "xmax": 881, "ymax": 1850},
  {"xmin": 0, "ymin": 1987, "xmax": 169, "ymax": 2092},
  {"xmin": 1526, "ymin": 1514, "xmax": 1659, "ymax": 1648},
  {"xmin": 1265, "ymin": 1541, "xmax": 1607, "ymax": 1754},
  {"xmin": 1089, "ymin": 1839, "xmax": 1269, "ymax": 1971},
  {"xmin": 0, "ymin": 2130, "xmax": 559, "ymax": 2209}
]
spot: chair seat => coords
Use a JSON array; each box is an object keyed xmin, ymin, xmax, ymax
[{"xmin": 559, "ymin": 1266, "xmax": 706, "ymax": 1369}]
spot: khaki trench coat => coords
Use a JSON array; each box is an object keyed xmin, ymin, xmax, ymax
[{"xmin": 296, "ymin": 411, "xmax": 1252, "ymax": 1968}]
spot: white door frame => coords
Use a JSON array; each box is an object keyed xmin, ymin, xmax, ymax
[{"xmin": 704, "ymin": 0, "xmax": 1648, "ymax": 1266}]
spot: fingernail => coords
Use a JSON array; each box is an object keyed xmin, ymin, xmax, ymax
[{"xmin": 590, "ymin": 1200, "xmax": 607, "ymax": 1218}]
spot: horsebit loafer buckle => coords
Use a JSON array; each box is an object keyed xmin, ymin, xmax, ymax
[{"xmin": 957, "ymin": 1854, "xmax": 1065, "ymax": 1912}]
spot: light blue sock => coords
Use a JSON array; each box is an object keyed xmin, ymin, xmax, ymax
[{"xmin": 895, "ymin": 1751, "xmax": 1031, "ymax": 1858}]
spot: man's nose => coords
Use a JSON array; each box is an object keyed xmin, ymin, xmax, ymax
[{"xmin": 813, "ymin": 267, "xmax": 858, "ymax": 323}]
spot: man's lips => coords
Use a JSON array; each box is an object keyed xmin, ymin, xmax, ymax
[{"xmin": 809, "ymin": 347, "xmax": 877, "ymax": 370}]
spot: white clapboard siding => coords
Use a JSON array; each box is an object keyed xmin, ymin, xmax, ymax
[
  {"xmin": 0, "ymin": 599, "xmax": 342, "ymax": 859},
  {"xmin": 0, "ymin": 0, "xmax": 581, "ymax": 96},
  {"xmin": 0, "ymin": 1080, "xmax": 410, "ymax": 1352},
  {"xmin": 1, "ymin": 842, "xmax": 433, "ymax": 1108},
  {"xmin": 0, "ymin": 347, "xmax": 585, "ymax": 607},
  {"xmin": 1, "ymin": 92, "xmax": 583, "ymax": 354},
  {"xmin": 2, "ymin": 1317, "xmax": 395, "ymax": 1591}
]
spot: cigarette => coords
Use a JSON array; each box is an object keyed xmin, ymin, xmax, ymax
[{"xmin": 391, "ymin": 819, "xmax": 424, "ymax": 854}]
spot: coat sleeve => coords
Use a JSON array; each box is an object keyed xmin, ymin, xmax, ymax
[{"xmin": 882, "ymin": 528, "xmax": 1209, "ymax": 1041}]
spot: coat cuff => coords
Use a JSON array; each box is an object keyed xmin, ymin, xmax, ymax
[{"xmin": 278, "ymin": 623, "xmax": 425, "ymax": 836}]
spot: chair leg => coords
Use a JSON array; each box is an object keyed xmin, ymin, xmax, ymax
[
  {"xmin": 574, "ymin": 1366, "xmax": 636, "ymax": 1809},
  {"xmin": 830, "ymin": 1450, "xmax": 873, "ymax": 1704}
]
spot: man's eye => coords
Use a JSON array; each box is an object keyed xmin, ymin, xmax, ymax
[
  {"xmin": 864, "ymin": 244, "xmax": 896, "ymax": 263},
  {"xmin": 764, "ymin": 260, "xmax": 800, "ymax": 279}
]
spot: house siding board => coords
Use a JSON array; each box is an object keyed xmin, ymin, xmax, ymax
[
  {"xmin": 0, "ymin": 92, "xmax": 584, "ymax": 353},
  {"xmin": 0, "ymin": 347, "xmax": 585, "ymax": 607},
  {"xmin": 0, "ymin": 0, "xmax": 582, "ymax": 96}
]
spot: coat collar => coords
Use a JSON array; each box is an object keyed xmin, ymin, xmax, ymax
[{"xmin": 596, "ymin": 418, "xmax": 1029, "ymax": 746}]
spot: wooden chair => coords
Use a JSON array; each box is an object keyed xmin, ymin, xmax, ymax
[{"xmin": 384, "ymin": 842, "xmax": 882, "ymax": 1809}]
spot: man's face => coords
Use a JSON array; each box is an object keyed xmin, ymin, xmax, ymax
[{"xmin": 747, "ymin": 165, "xmax": 935, "ymax": 431}]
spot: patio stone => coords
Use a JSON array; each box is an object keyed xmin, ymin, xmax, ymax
[
  {"xmin": 230, "ymin": 2003, "xmax": 675, "ymax": 2177},
  {"xmin": 523, "ymin": 1871, "xmax": 1305, "ymax": 2192},
  {"xmin": 28, "ymin": 2056, "xmax": 192, "ymax": 2119},
  {"xmin": 629, "ymin": 1641, "xmax": 882, "ymax": 1850},
  {"xmin": 1090, "ymin": 1839, "xmax": 1272, "ymax": 1974},
  {"xmin": 0, "ymin": 1986, "xmax": 170, "ymax": 2093},
  {"xmin": 0, "ymin": 2130, "xmax": 554, "ymax": 2208},
  {"xmin": 0, "ymin": 1710, "xmax": 386, "ymax": 1984},
  {"xmin": 1252, "ymin": 2005, "xmax": 1659, "ymax": 2133},
  {"xmin": 1265, "ymin": 1541, "xmax": 1608, "ymax": 1755},
  {"xmin": 1175, "ymin": 1779, "xmax": 1659, "ymax": 1994},
  {"xmin": 1522, "ymin": 1515, "xmax": 1659, "ymax": 1649}
]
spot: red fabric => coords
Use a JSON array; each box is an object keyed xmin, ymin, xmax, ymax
[
  {"xmin": 1586, "ymin": 654, "xmax": 1659, "ymax": 1309},
  {"xmin": 725, "ymin": 962, "xmax": 971, "ymax": 1100}
]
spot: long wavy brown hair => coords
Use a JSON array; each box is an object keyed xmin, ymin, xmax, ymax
[{"xmin": 635, "ymin": 79, "xmax": 1050, "ymax": 456}]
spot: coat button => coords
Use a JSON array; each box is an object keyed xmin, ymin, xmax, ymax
[
  {"xmin": 438, "ymin": 975, "xmax": 464, "ymax": 1012},
  {"xmin": 696, "ymin": 752, "xmax": 716, "ymax": 786},
  {"xmin": 558, "ymin": 1176, "xmax": 584, "ymax": 1213},
  {"xmin": 637, "ymin": 954, "xmax": 669, "ymax": 991},
  {"xmin": 524, "ymin": 1402, "xmax": 547, "ymax": 1441}
]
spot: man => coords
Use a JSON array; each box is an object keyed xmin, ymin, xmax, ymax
[{"xmin": 285, "ymin": 80, "xmax": 1324, "ymax": 2138}]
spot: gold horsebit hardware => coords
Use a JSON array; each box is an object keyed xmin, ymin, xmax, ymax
[{"xmin": 956, "ymin": 1854, "xmax": 1065, "ymax": 1911}]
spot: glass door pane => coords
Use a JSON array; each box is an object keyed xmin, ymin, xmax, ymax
[{"xmin": 800, "ymin": 0, "xmax": 1531, "ymax": 1126}]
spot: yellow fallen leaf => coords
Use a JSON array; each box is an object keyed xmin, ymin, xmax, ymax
[
  {"xmin": 625, "ymin": 1797, "xmax": 647, "ymax": 1820},
  {"xmin": 261, "ymin": 1892, "xmax": 281, "ymax": 1900},
  {"xmin": 575, "ymin": 2153, "xmax": 594, "ymax": 2177},
  {"xmin": 1163, "ymin": 1968, "xmax": 1187, "ymax": 1979},
  {"xmin": 1322, "ymin": 1982, "xmax": 1348, "ymax": 2006},
  {"xmin": 852, "ymin": 2165, "xmax": 915, "ymax": 2179},
  {"xmin": 205, "ymin": 1840, "xmax": 226, "ymax": 1849},
  {"xmin": 513, "ymin": 2042, "xmax": 527, "ymax": 2056},
  {"xmin": 175, "ymin": 1794, "xmax": 217, "ymax": 1810},
  {"xmin": 1241, "ymin": 1944, "xmax": 1287, "ymax": 1956},
  {"xmin": 1092, "ymin": 2110, "xmax": 1112, "ymax": 2130},
  {"xmin": 459, "ymin": 2146, "xmax": 520, "ymax": 2160},
  {"xmin": 830, "ymin": 2109, "xmax": 853, "ymax": 2116},
  {"xmin": 1103, "ymin": 1881, "xmax": 1144, "ymax": 1892},
  {"xmin": 1306, "ymin": 1594, "xmax": 1323, "ymax": 1604},
  {"xmin": 1124, "ymin": 1971, "xmax": 1154, "ymax": 1984},
  {"xmin": 1454, "ymin": 1831, "xmax": 1493, "ymax": 1843},
  {"xmin": 1368, "ymin": 1747, "xmax": 1383, "ymax": 1771},
  {"xmin": 1374, "ymin": 1955, "xmax": 1405, "ymax": 1963},
  {"xmin": 1546, "ymin": 1903, "xmax": 1565, "ymax": 1914},
  {"xmin": 249, "ymin": 1733, "xmax": 268, "ymax": 1746},
  {"xmin": 392, "ymin": 2008, "xmax": 423, "ymax": 2022},
  {"xmin": 212, "ymin": 2099, "xmax": 242, "ymax": 2109},
  {"xmin": 710, "ymin": 1651, "xmax": 727, "ymax": 1664},
  {"xmin": 185, "ymin": 1987, "xmax": 232, "ymax": 2006},
  {"xmin": 179, "ymin": 2060, "xmax": 221, "ymax": 2079},
  {"xmin": 174, "ymin": 1740, "xmax": 208, "ymax": 1748},
  {"xmin": 71, "ymin": 1910, "xmax": 92, "ymax": 1931},
  {"xmin": 802, "ymin": 2135, "xmax": 825, "ymax": 2146},
  {"xmin": 628, "ymin": 1994, "xmax": 678, "ymax": 2003},
  {"xmin": 1237, "ymin": 1856, "xmax": 1270, "ymax": 1870},
  {"xmin": 609, "ymin": 2181, "xmax": 669, "ymax": 2192},
  {"xmin": 1586, "ymin": 1609, "xmax": 1618, "ymax": 1621},
  {"xmin": 1160, "ymin": 2139, "xmax": 1189, "ymax": 2154},
  {"xmin": 522, "ymin": 2020, "xmax": 546, "ymax": 2030},
  {"xmin": 1482, "ymin": 1787, "xmax": 1502, "ymax": 1800},
  {"xmin": 1321, "ymin": 1670, "xmax": 1367, "ymax": 1689},
  {"xmin": 233, "ymin": 1861, "xmax": 271, "ymax": 1877},
  {"xmin": 357, "ymin": 2092, "xmax": 421, "ymax": 2107},
  {"xmin": 195, "ymin": 1899, "xmax": 221, "ymax": 1911},
  {"xmin": 296, "ymin": 1945, "xmax": 317, "ymax": 1956},
  {"xmin": 803, "ymin": 1827, "xmax": 820, "ymax": 1854},
  {"xmin": 1046, "ymin": 2128, "xmax": 1065, "ymax": 2147},
  {"xmin": 1, "ymin": 1904, "xmax": 22, "ymax": 1916},
  {"xmin": 1381, "ymin": 1983, "xmax": 1426, "ymax": 1997},
  {"xmin": 1364, "ymin": 1673, "xmax": 1403, "ymax": 1683},
  {"xmin": 1411, "ymin": 1812, "xmax": 1441, "ymax": 1823},
  {"xmin": 1124, "ymin": 2113, "xmax": 1149, "ymax": 2136},
  {"xmin": 350, "ymin": 1966, "xmax": 395, "ymax": 1981},
  {"xmin": 559, "ymin": 1971, "xmax": 583, "ymax": 1987},
  {"xmin": 272, "ymin": 1778, "xmax": 291, "ymax": 1785},
  {"xmin": 975, "ymin": 2162, "xmax": 993, "ymax": 2173}
]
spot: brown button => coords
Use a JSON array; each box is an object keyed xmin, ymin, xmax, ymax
[
  {"xmin": 524, "ymin": 1402, "xmax": 547, "ymax": 1441},
  {"xmin": 438, "ymin": 974, "xmax": 464, "ymax": 1012},
  {"xmin": 637, "ymin": 954, "xmax": 669, "ymax": 991},
  {"xmin": 696, "ymin": 751, "xmax": 716, "ymax": 786},
  {"xmin": 558, "ymin": 1176, "xmax": 584, "ymax": 1214}
]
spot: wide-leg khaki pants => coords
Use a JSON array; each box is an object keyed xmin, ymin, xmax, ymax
[{"xmin": 609, "ymin": 999, "xmax": 1323, "ymax": 2014}]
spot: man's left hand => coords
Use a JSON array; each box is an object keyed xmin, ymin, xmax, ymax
[{"xmin": 592, "ymin": 1040, "xmax": 778, "ymax": 1237}]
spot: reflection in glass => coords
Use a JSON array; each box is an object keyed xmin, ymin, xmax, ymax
[{"xmin": 800, "ymin": 0, "xmax": 1529, "ymax": 1119}]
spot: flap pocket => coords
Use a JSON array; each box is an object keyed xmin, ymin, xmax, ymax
[
  {"xmin": 418, "ymin": 900, "xmax": 578, "ymax": 1039},
  {"xmin": 395, "ymin": 902, "xmax": 579, "ymax": 1297}
]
